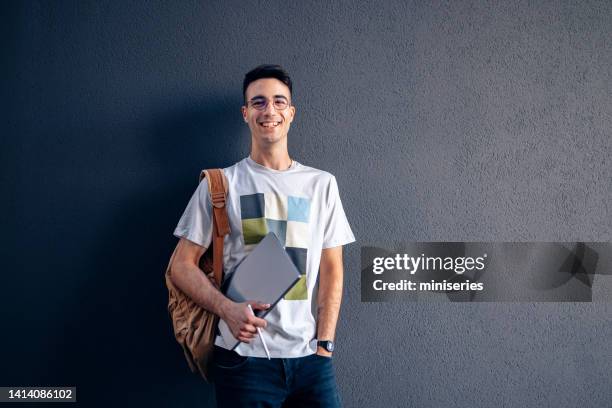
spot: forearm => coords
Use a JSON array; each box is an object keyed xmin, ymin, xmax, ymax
[
  {"xmin": 170, "ymin": 261, "xmax": 231, "ymax": 319},
  {"xmin": 316, "ymin": 265, "xmax": 343, "ymax": 341}
]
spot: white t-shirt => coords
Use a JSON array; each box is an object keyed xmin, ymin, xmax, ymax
[{"xmin": 173, "ymin": 156, "xmax": 356, "ymax": 358}]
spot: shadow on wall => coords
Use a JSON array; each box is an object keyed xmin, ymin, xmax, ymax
[{"xmin": 46, "ymin": 92, "xmax": 247, "ymax": 407}]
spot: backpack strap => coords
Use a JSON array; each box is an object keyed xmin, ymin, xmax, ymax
[{"xmin": 200, "ymin": 169, "xmax": 231, "ymax": 286}]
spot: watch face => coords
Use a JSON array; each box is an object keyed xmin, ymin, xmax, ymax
[{"xmin": 319, "ymin": 340, "xmax": 335, "ymax": 352}]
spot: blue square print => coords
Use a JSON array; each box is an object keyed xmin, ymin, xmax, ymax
[
  {"xmin": 287, "ymin": 196, "xmax": 310, "ymax": 223},
  {"xmin": 240, "ymin": 193, "xmax": 265, "ymax": 219},
  {"xmin": 265, "ymin": 219, "xmax": 287, "ymax": 247},
  {"xmin": 285, "ymin": 247, "xmax": 307, "ymax": 275}
]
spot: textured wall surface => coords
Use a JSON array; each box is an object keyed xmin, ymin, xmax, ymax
[{"xmin": 2, "ymin": 1, "xmax": 611, "ymax": 407}]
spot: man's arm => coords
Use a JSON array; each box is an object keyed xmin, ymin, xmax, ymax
[
  {"xmin": 316, "ymin": 245, "xmax": 344, "ymax": 357},
  {"xmin": 169, "ymin": 237, "xmax": 269, "ymax": 343}
]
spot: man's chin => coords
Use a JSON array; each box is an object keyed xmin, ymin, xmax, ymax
[{"xmin": 254, "ymin": 132, "xmax": 285, "ymax": 144}]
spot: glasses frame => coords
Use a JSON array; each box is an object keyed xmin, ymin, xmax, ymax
[{"xmin": 246, "ymin": 96, "xmax": 291, "ymax": 111}]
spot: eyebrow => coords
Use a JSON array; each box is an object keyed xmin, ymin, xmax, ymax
[{"xmin": 249, "ymin": 95, "xmax": 289, "ymax": 101}]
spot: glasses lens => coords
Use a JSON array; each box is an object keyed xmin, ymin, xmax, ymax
[
  {"xmin": 274, "ymin": 99, "xmax": 288, "ymax": 110},
  {"xmin": 250, "ymin": 100, "xmax": 266, "ymax": 110}
]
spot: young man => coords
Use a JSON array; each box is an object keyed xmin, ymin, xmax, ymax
[{"xmin": 170, "ymin": 64, "xmax": 355, "ymax": 407}]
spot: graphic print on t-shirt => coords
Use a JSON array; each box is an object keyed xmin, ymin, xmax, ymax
[{"xmin": 240, "ymin": 192, "xmax": 310, "ymax": 300}]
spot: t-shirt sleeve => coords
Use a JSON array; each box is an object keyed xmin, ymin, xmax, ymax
[
  {"xmin": 322, "ymin": 175, "xmax": 356, "ymax": 249},
  {"xmin": 173, "ymin": 178, "xmax": 213, "ymax": 248}
]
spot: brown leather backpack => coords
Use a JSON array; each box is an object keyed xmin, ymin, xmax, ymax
[{"xmin": 165, "ymin": 168, "xmax": 230, "ymax": 382}]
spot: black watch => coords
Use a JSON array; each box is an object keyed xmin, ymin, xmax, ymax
[{"xmin": 317, "ymin": 340, "xmax": 335, "ymax": 352}]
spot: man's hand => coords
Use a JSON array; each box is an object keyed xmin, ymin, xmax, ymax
[
  {"xmin": 221, "ymin": 301, "xmax": 270, "ymax": 343},
  {"xmin": 316, "ymin": 346, "xmax": 333, "ymax": 358}
]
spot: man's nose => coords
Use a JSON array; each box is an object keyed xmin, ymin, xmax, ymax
[{"xmin": 263, "ymin": 99, "xmax": 276, "ymax": 114}]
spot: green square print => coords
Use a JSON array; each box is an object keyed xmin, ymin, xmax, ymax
[
  {"xmin": 242, "ymin": 217, "xmax": 268, "ymax": 245},
  {"xmin": 284, "ymin": 275, "xmax": 307, "ymax": 300}
]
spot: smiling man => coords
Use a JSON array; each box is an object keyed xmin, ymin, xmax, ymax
[{"xmin": 170, "ymin": 64, "xmax": 355, "ymax": 407}]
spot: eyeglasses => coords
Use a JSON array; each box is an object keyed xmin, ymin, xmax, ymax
[{"xmin": 246, "ymin": 97, "xmax": 291, "ymax": 111}]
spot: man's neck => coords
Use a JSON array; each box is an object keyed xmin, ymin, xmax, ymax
[{"xmin": 250, "ymin": 145, "xmax": 292, "ymax": 171}]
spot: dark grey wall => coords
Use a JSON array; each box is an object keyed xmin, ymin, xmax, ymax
[{"xmin": 3, "ymin": 1, "xmax": 611, "ymax": 407}]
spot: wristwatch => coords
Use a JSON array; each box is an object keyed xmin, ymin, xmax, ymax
[{"xmin": 317, "ymin": 340, "xmax": 335, "ymax": 352}]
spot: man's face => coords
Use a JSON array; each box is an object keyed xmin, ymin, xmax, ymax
[{"xmin": 241, "ymin": 78, "xmax": 295, "ymax": 145}]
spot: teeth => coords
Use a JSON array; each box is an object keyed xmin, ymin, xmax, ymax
[{"xmin": 260, "ymin": 122, "xmax": 280, "ymax": 127}]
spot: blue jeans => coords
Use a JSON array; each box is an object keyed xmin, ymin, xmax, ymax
[{"xmin": 210, "ymin": 345, "xmax": 341, "ymax": 407}]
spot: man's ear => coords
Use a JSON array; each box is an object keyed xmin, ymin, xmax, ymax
[
  {"xmin": 241, "ymin": 106, "xmax": 248, "ymax": 122},
  {"xmin": 289, "ymin": 105, "xmax": 296, "ymax": 122}
]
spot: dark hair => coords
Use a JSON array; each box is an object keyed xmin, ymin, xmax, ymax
[{"xmin": 243, "ymin": 64, "xmax": 292, "ymax": 104}]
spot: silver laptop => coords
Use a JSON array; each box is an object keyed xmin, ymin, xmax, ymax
[{"xmin": 217, "ymin": 232, "xmax": 302, "ymax": 350}]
